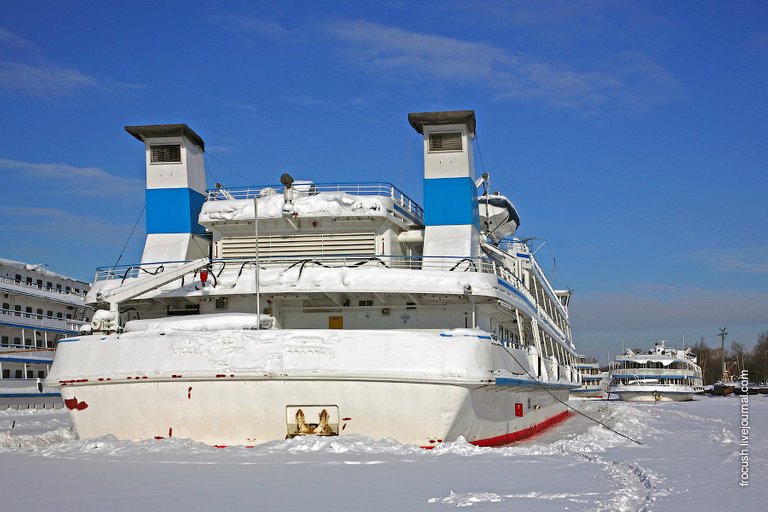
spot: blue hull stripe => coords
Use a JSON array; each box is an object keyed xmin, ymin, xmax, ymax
[{"xmin": 495, "ymin": 377, "xmax": 580, "ymax": 390}]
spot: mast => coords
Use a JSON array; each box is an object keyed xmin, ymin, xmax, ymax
[{"xmin": 254, "ymin": 195, "xmax": 261, "ymax": 327}]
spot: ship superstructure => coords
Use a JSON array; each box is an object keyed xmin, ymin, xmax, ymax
[{"xmin": 48, "ymin": 111, "xmax": 580, "ymax": 446}]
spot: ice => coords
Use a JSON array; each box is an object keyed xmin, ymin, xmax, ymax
[{"xmin": 1, "ymin": 396, "xmax": 765, "ymax": 511}]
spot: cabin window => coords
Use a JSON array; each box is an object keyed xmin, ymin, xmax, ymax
[
  {"xmin": 150, "ymin": 144, "xmax": 182, "ymax": 163},
  {"xmin": 36, "ymin": 279, "xmax": 43, "ymax": 287},
  {"xmin": 38, "ymin": 370, "xmax": 45, "ymax": 378},
  {"xmin": 47, "ymin": 310, "xmax": 53, "ymax": 317},
  {"xmin": 215, "ymin": 297, "xmax": 228, "ymax": 310},
  {"xmin": 56, "ymin": 284, "xmax": 61, "ymax": 290},
  {"xmin": 0, "ymin": 336, "xmax": 8, "ymax": 346},
  {"xmin": 2, "ymin": 302, "xmax": 8, "ymax": 311},
  {"xmin": 36, "ymin": 308, "xmax": 43, "ymax": 318},
  {"xmin": 66, "ymin": 313, "xmax": 72, "ymax": 319},
  {"xmin": 56, "ymin": 312, "xmax": 63, "ymax": 319},
  {"xmin": 65, "ymin": 285, "xmax": 71, "ymax": 292},
  {"xmin": 13, "ymin": 337, "xmax": 21, "ymax": 345},
  {"xmin": 2, "ymin": 369, "xmax": 9, "ymax": 378},
  {"xmin": 26, "ymin": 277, "xmax": 32, "ymax": 284},
  {"xmin": 358, "ymin": 300, "xmax": 373, "ymax": 307},
  {"xmin": 27, "ymin": 370, "xmax": 33, "ymax": 378},
  {"xmin": 25, "ymin": 306, "xmax": 32, "ymax": 315},
  {"xmin": 47, "ymin": 281, "xmax": 52, "ymax": 289},
  {"xmin": 25, "ymin": 338, "xmax": 32, "ymax": 346},
  {"xmin": 14, "ymin": 274, "xmax": 21, "ymax": 283},
  {"xmin": 14, "ymin": 305, "xmax": 21, "ymax": 316},
  {"xmin": 15, "ymin": 370, "xmax": 22, "ymax": 378},
  {"xmin": 428, "ymin": 132, "xmax": 462, "ymax": 152}
]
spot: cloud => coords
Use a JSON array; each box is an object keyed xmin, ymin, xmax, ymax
[
  {"xmin": 0, "ymin": 157, "xmax": 143, "ymax": 198},
  {"xmin": 212, "ymin": 14, "xmax": 308, "ymax": 42},
  {"xmin": 690, "ymin": 246, "xmax": 768, "ymax": 274},
  {"xmin": 0, "ymin": 27, "xmax": 144, "ymax": 98},
  {"xmin": 0, "ymin": 206, "xmax": 130, "ymax": 241},
  {"xmin": 320, "ymin": 20, "xmax": 684, "ymax": 114},
  {"xmin": 571, "ymin": 283, "xmax": 768, "ymax": 334}
]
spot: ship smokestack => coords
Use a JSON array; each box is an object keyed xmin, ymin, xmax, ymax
[
  {"xmin": 408, "ymin": 110, "xmax": 480, "ymax": 260},
  {"xmin": 124, "ymin": 124, "xmax": 210, "ymax": 263}
]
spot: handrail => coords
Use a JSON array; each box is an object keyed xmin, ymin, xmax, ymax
[
  {"xmin": 205, "ymin": 181, "xmax": 424, "ymax": 220},
  {"xmin": 0, "ymin": 275, "xmax": 88, "ymax": 299}
]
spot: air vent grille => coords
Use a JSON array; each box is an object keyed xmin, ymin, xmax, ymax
[
  {"xmin": 428, "ymin": 132, "xmax": 462, "ymax": 152},
  {"xmin": 221, "ymin": 232, "xmax": 376, "ymax": 259},
  {"xmin": 150, "ymin": 144, "xmax": 182, "ymax": 163}
]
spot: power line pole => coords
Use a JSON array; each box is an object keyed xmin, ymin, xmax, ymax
[{"xmin": 718, "ymin": 327, "xmax": 728, "ymax": 381}]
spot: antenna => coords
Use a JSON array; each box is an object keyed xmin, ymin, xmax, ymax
[{"xmin": 718, "ymin": 327, "xmax": 728, "ymax": 381}]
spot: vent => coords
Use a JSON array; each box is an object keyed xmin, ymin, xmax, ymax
[
  {"xmin": 150, "ymin": 144, "xmax": 182, "ymax": 163},
  {"xmin": 220, "ymin": 232, "xmax": 377, "ymax": 260},
  {"xmin": 428, "ymin": 132, "xmax": 462, "ymax": 152}
]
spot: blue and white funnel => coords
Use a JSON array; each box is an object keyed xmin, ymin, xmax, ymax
[
  {"xmin": 408, "ymin": 111, "xmax": 480, "ymax": 259},
  {"xmin": 125, "ymin": 124, "xmax": 210, "ymax": 263}
]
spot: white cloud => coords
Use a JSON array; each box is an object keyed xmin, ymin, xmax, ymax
[
  {"xmin": 0, "ymin": 157, "xmax": 143, "ymax": 198},
  {"xmin": 691, "ymin": 246, "xmax": 768, "ymax": 274}
]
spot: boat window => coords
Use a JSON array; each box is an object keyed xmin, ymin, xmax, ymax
[
  {"xmin": 2, "ymin": 302, "xmax": 8, "ymax": 310},
  {"xmin": 15, "ymin": 370, "xmax": 22, "ymax": 378},
  {"xmin": 38, "ymin": 370, "xmax": 45, "ymax": 378},
  {"xmin": 14, "ymin": 305, "xmax": 21, "ymax": 315},
  {"xmin": 47, "ymin": 310, "xmax": 53, "ymax": 317},
  {"xmin": 36, "ymin": 279, "xmax": 43, "ymax": 287},
  {"xmin": 150, "ymin": 144, "xmax": 182, "ymax": 163},
  {"xmin": 26, "ymin": 277, "xmax": 32, "ymax": 284},
  {"xmin": 56, "ymin": 284, "xmax": 61, "ymax": 290},
  {"xmin": 2, "ymin": 370, "xmax": 9, "ymax": 378},
  {"xmin": 25, "ymin": 306, "xmax": 32, "ymax": 315},
  {"xmin": 46, "ymin": 281, "xmax": 52, "ymax": 289},
  {"xmin": 14, "ymin": 274, "xmax": 21, "ymax": 283},
  {"xmin": 56, "ymin": 312, "xmax": 63, "ymax": 319},
  {"xmin": 1, "ymin": 336, "xmax": 8, "ymax": 346},
  {"xmin": 13, "ymin": 337, "xmax": 21, "ymax": 345},
  {"xmin": 37, "ymin": 308, "xmax": 43, "ymax": 318},
  {"xmin": 26, "ymin": 370, "xmax": 33, "ymax": 378}
]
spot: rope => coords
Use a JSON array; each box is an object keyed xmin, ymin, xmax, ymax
[
  {"xmin": 205, "ymin": 151, "xmax": 253, "ymax": 184},
  {"xmin": 498, "ymin": 343, "xmax": 644, "ymax": 445}
]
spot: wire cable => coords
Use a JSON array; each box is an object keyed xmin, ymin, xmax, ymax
[
  {"xmin": 497, "ymin": 343, "xmax": 644, "ymax": 445},
  {"xmin": 113, "ymin": 205, "xmax": 146, "ymax": 269}
]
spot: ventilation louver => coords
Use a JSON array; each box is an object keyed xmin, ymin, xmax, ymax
[
  {"xmin": 150, "ymin": 144, "xmax": 182, "ymax": 163},
  {"xmin": 428, "ymin": 132, "xmax": 462, "ymax": 152}
]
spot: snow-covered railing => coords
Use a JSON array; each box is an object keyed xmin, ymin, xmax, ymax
[
  {"xmin": 0, "ymin": 307, "xmax": 87, "ymax": 332},
  {"xmin": 0, "ymin": 275, "xmax": 87, "ymax": 299},
  {"xmin": 206, "ymin": 182, "xmax": 424, "ymax": 221}
]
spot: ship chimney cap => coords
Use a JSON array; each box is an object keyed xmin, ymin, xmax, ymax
[
  {"xmin": 124, "ymin": 124, "xmax": 205, "ymax": 151},
  {"xmin": 408, "ymin": 110, "xmax": 476, "ymax": 137}
]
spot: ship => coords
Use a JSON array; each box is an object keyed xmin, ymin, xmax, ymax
[
  {"xmin": 570, "ymin": 355, "xmax": 608, "ymax": 399},
  {"xmin": 47, "ymin": 110, "xmax": 580, "ymax": 447},
  {"xmin": 0, "ymin": 258, "xmax": 91, "ymax": 409},
  {"xmin": 607, "ymin": 340, "xmax": 704, "ymax": 402}
]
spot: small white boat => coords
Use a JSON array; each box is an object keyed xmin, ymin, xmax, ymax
[
  {"xmin": 478, "ymin": 192, "xmax": 520, "ymax": 243},
  {"xmin": 571, "ymin": 356, "xmax": 608, "ymax": 398},
  {"xmin": 607, "ymin": 340, "xmax": 704, "ymax": 402}
]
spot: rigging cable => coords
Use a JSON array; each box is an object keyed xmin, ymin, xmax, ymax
[
  {"xmin": 112, "ymin": 205, "xmax": 146, "ymax": 269},
  {"xmin": 497, "ymin": 343, "xmax": 644, "ymax": 445},
  {"xmin": 205, "ymin": 151, "xmax": 253, "ymax": 184}
]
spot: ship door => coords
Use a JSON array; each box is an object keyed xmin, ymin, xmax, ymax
[{"xmin": 328, "ymin": 316, "xmax": 344, "ymax": 329}]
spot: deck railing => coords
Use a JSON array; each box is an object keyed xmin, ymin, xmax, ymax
[
  {"xmin": 206, "ymin": 182, "xmax": 424, "ymax": 221},
  {"xmin": 0, "ymin": 275, "xmax": 88, "ymax": 299}
]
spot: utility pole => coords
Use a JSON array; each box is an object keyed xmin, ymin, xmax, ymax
[{"xmin": 718, "ymin": 327, "xmax": 728, "ymax": 381}]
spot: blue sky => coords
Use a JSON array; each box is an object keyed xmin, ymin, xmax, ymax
[{"xmin": 1, "ymin": 1, "xmax": 766, "ymax": 359}]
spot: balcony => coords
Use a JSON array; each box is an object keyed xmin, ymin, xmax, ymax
[{"xmin": 0, "ymin": 307, "xmax": 86, "ymax": 334}]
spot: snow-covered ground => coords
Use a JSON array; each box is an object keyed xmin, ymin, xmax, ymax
[{"xmin": 1, "ymin": 396, "xmax": 764, "ymax": 511}]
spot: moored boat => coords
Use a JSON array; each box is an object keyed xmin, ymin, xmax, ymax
[
  {"xmin": 607, "ymin": 340, "xmax": 704, "ymax": 402},
  {"xmin": 571, "ymin": 355, "xmax": 608, "ymax": 398},
  {"xmin": 47, "ymin": 111, "xmax": 580, "ymax": 447}
]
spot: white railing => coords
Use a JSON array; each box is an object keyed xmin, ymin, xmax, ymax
[
  {"xmin": 206, "ymin": 182, "xmax": 424, "ymax": 221},
  {"xmin": 0, "ymin": 308, "xmax": 86, "ymax": 332},
  {"xmin": 0, "ymin": 275, "xmax": 87, "ymax": 299}
]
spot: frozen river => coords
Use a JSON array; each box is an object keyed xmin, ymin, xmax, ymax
[{"xmin": 1, "ymin": 396, "xmax": 764, "ymax": 511}]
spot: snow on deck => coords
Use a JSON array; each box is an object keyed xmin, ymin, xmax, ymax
[{"xmin": 1, "ymin": 397, "xmax": 764, "ymax": 511}]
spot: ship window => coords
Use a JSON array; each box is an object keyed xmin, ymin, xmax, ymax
[
  {"xmin": 36, "ymin": 308, "xmax": 43, "ymax": 318},
  {"xmin": 2, "ymin": 302, "xmax": 8, "ymax": 310},
  {"xmin": 38, "ymin": 370, "xmax": 45, "ymax": 378},
  {"xmin": 25, "ymin": 306, "xmax": 32, "ymax": 315},
  {"xmin": 56, "ymin": 312, "xmax": 63, "ymax": 319},
  {"xmin": 150, "ymin": 144, "xmax": 182, "ymax": 163},
  {"xmin": 47, "ymin": 281, "xmax": 52, "ymax": 289},
  {"xmin": 1, "ymin": 336, "xmax": 8, "ymax": 346},
  {"xmin": 14, "ymin": 274, "xmax": 21, "ymax": 283},
  {"xmin": 66, "ymin": 313, "xmax": 72, "ymax": 319},
  {"xmin": 47, "ymin": 310, "xmax": 53, "ymax": 317},
  {"xmin": 65, "ymin": 285, "xmax": 71, "ymax": 292},
  {"xmin": 27, "ymin": 370, "xmax": 33, "ymax": 378},
  {"xmin": 13, "ymin": 337, "xmax": 21, "ymax": 345},
  {"xmin": 215, "ymin": 297, "xmax": 228, "ymax": 310},
  {"xmin": 56, "ymin": 284, "xmax": 61, "ymax": 290},
  {"xmin": 36, "ymin": 279, "xmax": 43, "ymax": 287},
  {"xmin": 2, "ymin": 369, "xmax": 9, "ymax": 378},
  {"xmin": 358, "ymin": 300, "xmax": 373, "ymax": 307},
  {"xmin": 14, "ymin": 305, "xmax": 21, "ymax": 315},
  {"xmin": 15, "ymin": 370, "xmax": 22, "ymax": 378},
  {"xmin": 428, "ymin": 132, "xmax": 462, "ymax": 152}
]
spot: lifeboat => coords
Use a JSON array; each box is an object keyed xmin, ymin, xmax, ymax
[{"xmin": 478, "ymin": 192, "xmax": 520, "ymax": 242}]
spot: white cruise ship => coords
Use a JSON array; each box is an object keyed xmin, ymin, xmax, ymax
[
  {"xmin": 571, "ymin": 356, "xmax": 608, "ymax": 398},
  {"xmin": 0, "ymin": 258, "xmax": 92, "ymax": 408},
  {"xmin": 607, "ymin": 340, "xmax": 704, "ymax": 402},
  {"xmin": 47, "ymin": 111, "xmax": 580, "ymax": 447}
]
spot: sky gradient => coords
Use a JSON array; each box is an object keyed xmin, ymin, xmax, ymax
[{"xmin": 1, "ymin": 1, "xmax": 766, "ymax": 360}]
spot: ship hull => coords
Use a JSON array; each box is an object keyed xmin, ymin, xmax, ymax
[
  {"xmin": 49, "ymin": 326, "xmax": 575, "ymax": 447},
  {"xmin": 608, "ymin": 386, "xmax": 697, "ymax": 402}
]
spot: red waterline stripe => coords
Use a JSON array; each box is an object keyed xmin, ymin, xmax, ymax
[{"xmin": 420, "ymin": 410, "xmax": 572, "ymax": 449}]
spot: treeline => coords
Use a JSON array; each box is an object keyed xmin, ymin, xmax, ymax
[{"xmin": 691, "ymin": 331, "xmax": 768, "ymax": 385}]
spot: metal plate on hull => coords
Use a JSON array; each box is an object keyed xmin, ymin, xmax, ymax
[{"xmin": 286, "ymin": 405, "xmax": 339, "ymax": 438}]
